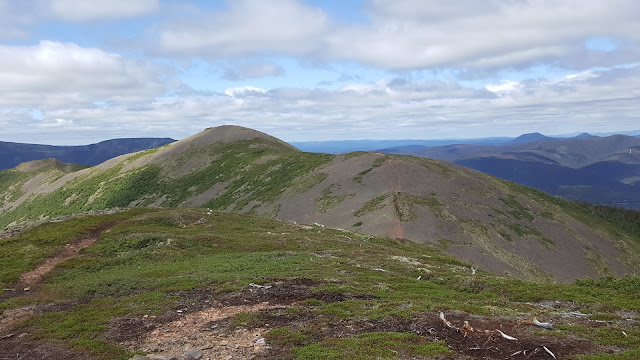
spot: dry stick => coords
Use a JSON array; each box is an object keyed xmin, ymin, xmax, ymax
[
  {"xmin": 495, "ymin": 329, "xmax": 518, "ymax": 341},
  {"xmin": 532, "ymin": 316, "xmax": 553, "ymax": 329},
  {"xmin": 439, "ymin": 312, "xmax": 458, "ymax": 331},
  {"xmin": 542, "ymin": 345, "xmax": 557, "ymax": 359}
]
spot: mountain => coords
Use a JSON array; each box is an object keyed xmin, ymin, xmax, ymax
[
  {"xmin": 291, "ymin": 137, "xmax": 512, "ymax": 154},
  {"xmin": 573, "ymin": 132, "xmax": 597, "ymax": 139},
  {"xmin": 1, "ymin": 125, "xmax": 639, "ymax": 283},
  {"xmin": 0, "ymin": 137, "xmax": 176, "ymax": 170},
  {"xmin": 378, "ymin": 134, "xmax": 640, "ymax": 208},
  {"xmin": 509, "ymin": 132, "xmax": 551, "ymax": 144}
]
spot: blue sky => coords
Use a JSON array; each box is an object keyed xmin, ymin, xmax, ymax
[{"xmin": 0, "ymin": 0, "xmax": 639, "ymax": 144}]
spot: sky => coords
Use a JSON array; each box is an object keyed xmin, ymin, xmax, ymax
[{"xmin": 1, "ymin": 0, "xmax": 639, "ymax": 145}]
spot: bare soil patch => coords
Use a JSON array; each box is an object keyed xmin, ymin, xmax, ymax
[{"xmin": 100, "ymin": 278, "xmax": 605, "ymax": 359}]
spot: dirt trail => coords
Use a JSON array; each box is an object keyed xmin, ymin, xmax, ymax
[
  {"xmin": 18, "ymin": 236, "xmax": 97, "ymax": 289},
  {"xmin": 12, "ymin": 220, "xmax": 120, "ymax": 293},
  {"xmin": 1, "ymin": 221, "xmax": 121, "ymax": 334}
]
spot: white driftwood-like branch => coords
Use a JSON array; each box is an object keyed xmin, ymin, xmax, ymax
[
  {"xmin": 495, "ymin": 329, "xmax": 518, "ymax": 341},
  {"xmin": 542, "ymin": 345, "xmax": 556, "ymax": 359},
  {"xmin": 439, "ymin": 312, "xmax": 458, "ymax": 330},
  {"xmin": 533, "ymin": 316, "xmax": 553, "ymax": 329}
]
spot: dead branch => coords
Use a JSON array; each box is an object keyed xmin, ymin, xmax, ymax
[
  {"xmin": 461, "ymin": 320, "xmax": 474, "ymax": 336},
  {"xmin": 496, "ymin": 329, "xmax": 518, "ymax": 341},
  {"xmin": 521, "ymin": 316, "xmax": 553, "ymax": 329},
  {"xmin": 542, "ymin": 345, "xmax": 556, "ymax": 359},
  {"xmin": 439, "ymin": 312, "xmax": 459, "ymax": 331}
]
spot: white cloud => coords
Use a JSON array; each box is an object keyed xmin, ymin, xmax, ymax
[
  {"xmin": 150, "ymin": 0, "xmax": 640, "ymax": 72},
  {"xmin": 224, "ymin": 86, "xmax": 268, "ymax": 97},
  {"xmin": 4, "ymin": 65, "xmax": 637, "ymax": 145},
  {"xmin": 38, "ymin": 118, "xmax": 74, "ymax": 128},
  {"xmin": 486, "ymin": 80, "xmax": 521, "ymax": 93},
  {"xmin": 44, "ymin": 0, "xmax": 159, "ymax": 21},
  {"xmin": 0, "ymin": 41, "xmax": 176, "ymax": 108},
  {"xmin": 157, "ymin": 0, "xmax": 329, "ymax": 57},
  {"xmin": 329, "ymin": 0, "xmax": 640, "ymax": 70}
]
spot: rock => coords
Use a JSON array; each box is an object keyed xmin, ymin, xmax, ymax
[
  {"xmin": 254, "ymin": 338, "xmax": 266, "ymax": 348},
  {"xmin": 183, "ymin": 349, "xmax": 203, "ymax": 360},
  {"xmin": 129, "ymin": 356, "xmax": 151, "ymax": 360}
]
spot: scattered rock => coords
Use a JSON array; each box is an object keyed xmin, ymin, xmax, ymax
[{"xmin": 183, "ymin": 349, "xmax": 203, "ymax": 360}]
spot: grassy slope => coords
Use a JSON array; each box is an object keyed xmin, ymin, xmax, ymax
[
  {"xmin": 0, "ymin": 139, "xmax": 334, "ymax": 228},
  {"xmin": 0, "ymin": 208, "xmax": 639, "ymax": 359}
]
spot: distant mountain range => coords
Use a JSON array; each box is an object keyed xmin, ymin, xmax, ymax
[
  {"xmin": 2, "ymin": 125, "xmax": 639, "ymax": 282},
  {"xmin": 0, "ymin": 138, "xmax": 176, "ymax": 170},
  {"xmin": 378, "ymin": 133, "xmax": 640, "ymax": 209}
]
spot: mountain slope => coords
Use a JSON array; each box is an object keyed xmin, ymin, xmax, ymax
[
  {"xmin": 0, "ymin": 137, "xmax": 176, "ymax": 170},
  {"xmin": 1, "ymin": 126, "xmax": 639, "ymax": 283},
  {"xmin": 379, "ymin": 135, "xmax": 640, "ymax": 208},
  {"xmin": 2, "ymin": 208, "xmax": 639, "ymax": 360}
]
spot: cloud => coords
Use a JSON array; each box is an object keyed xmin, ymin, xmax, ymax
[
  {"xmin": 38, "ymin": 118, "xmax": 74, "ymax": 128},
  {"xmin": 5, "ymin": 64, "xmax": 638, "ymax": 145},
  {"xmin": 149, "ymin": 0, "xmax": 640, "ymax": 72},
  {"xmin": 222, "ymin": 61, "xmax": 285, "ymax": 80},
  {"xmin": 43, "ymin": 0, "xmax": 159, "ymax": 21},
  {"xmin": 0, "ymin": 41, "xmax": 177, "ymax": 108},
  {"xmin": 329, "ymin": 0, "xmax": 640, "ymax": 70},
  {"xmin": 157, "ymin": 0, "xmax": 329, "ymax": 58}
]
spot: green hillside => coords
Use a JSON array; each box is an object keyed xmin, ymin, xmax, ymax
[
  {"xmin": 1, "ymin": 125, "xmax": 639, "ymax": 283},
  {"xmin": 1, "ymin": 209, "xmax": 639, "ymax": 359}
]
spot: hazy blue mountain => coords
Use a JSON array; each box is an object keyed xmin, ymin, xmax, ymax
[
  {"xmin": 509, "ymin": 132, "xmax": 551, "ymax": 144},
  {"xmin": 0, "ymin": 138, "xmax": 176, "ymax": 170},
  {"xmin": 291, "ymin": 137, "xmax": 512, "ymax": 154},
  {"xmin": 377, "ymin": 133, "xmax": 640, "ymax": 209}
]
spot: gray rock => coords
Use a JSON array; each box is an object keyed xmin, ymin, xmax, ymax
[{"xmin": 183, "ymin": 349, "xmax": 203, "ymax": 360}]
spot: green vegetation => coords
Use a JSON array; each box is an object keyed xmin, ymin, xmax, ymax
[
  {"xmin": 1, "ymin": 208, "xmax": 638, "ymax": 359},
  {"xmin": 499, "ymin": 221, "xmax": 554, "ymax": 246},
  {"xmin": 0, "ymin": 139, "xmax": 334, "ymax": 228},
  {"xmin": 392, "ymin": 192, "xmax": 443, "ymax": 222},
  {"xmin": 353, "ymin": 156, "xmax": 387, "ymax": 184},
  {"xmin": 285, "ymin": 172, "xmax": 328, "ymax": 197},
  {"xmin": 499, "ymin": 194, "xmax": 535, "ymax": 221},
  {"xmin": 354, "ymin": 193, "xmax": 390, "ymax": 217},
  {"xmin": 315, "ymin": 184, "xmax": 355, "ymax": 213},
  {"xmin": 291, "ymin": 332, "xmax": 451, "ymax": 359}
]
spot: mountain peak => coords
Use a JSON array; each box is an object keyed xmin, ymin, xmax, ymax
[
  {"xmin": 510, "ymin": 132, "xmax": 550, "ymax": 144},
  {"xmin": 15, "ymin": 158, "xmax": 87, "ymax": 173},
  {"xmin": 573, "ymin": 132, "xmax": 597, "ymax": 139},
  {"xmin": 177, "ymin": 125, "xmax": 298, "ymax": 151}
]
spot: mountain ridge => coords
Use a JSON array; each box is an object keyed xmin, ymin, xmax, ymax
[
  {"xmin": 1, "ymin": 125, "xmax": 639, "ymax": 283},
  {"xmin": 0, "ymin": 137, "xmax": 176, "ymax": 171}
]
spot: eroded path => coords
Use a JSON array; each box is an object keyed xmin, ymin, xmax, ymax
[{"xmin": 0, "ymin": 220, "xmax": 121, "ymax": 344}]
